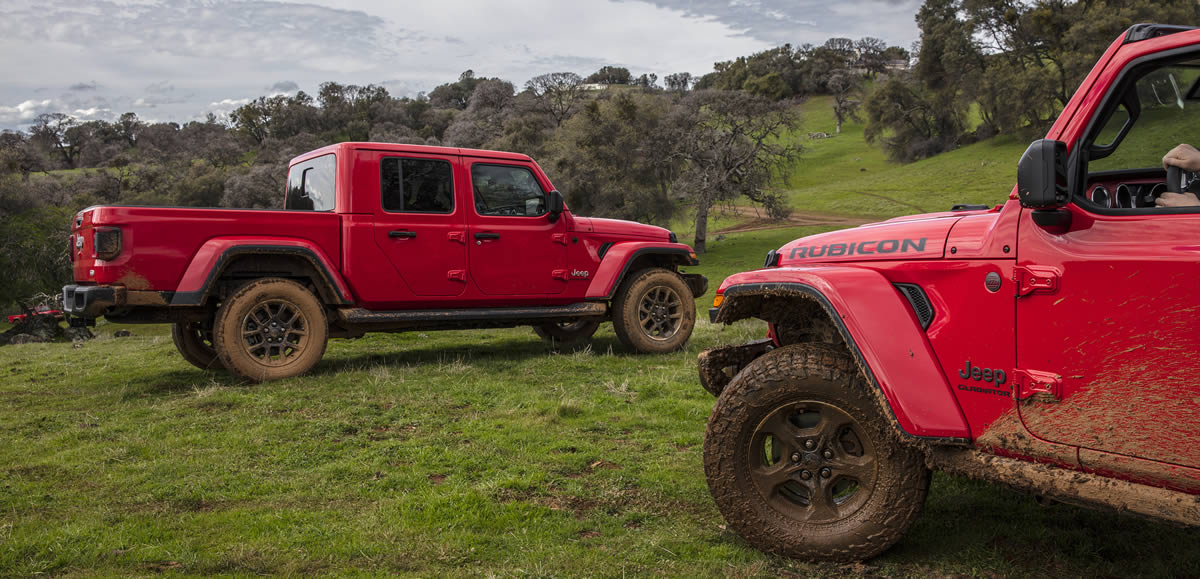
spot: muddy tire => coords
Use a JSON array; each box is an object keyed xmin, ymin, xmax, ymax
[
  {"xmin": 611, "ymin": 268, "xmax": 695, "ymax": 354},
  {"xmin": 533, "ymin": 319, "xmax": 601, "ymax": 345},
  {"xmin": 171, "ymin": 322, "xmax": 219, "ymax": 370},
  {"xmin": 212, "ymin": 278, "xmax": 328, "ymax": 382},
  {"xmin": 703, "ymin": 343, "xmax": 929, "ymax": 561}
]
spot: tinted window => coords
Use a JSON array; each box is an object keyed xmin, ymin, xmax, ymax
[
  {"xmin": 381, "ymin": 157, "xmax": 454, "ymax": 213},
  {"xmin": 286, "ymin": 154, "xmax": 336, "ymax": 211},
  {"xmin": 471, "ymin": 164, "xmax": 546, "ymax": 217}
]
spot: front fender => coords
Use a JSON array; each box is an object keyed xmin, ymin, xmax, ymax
[
  {"xmin": 585, "ymin": 242, "xmax": 699, "ymax": 300},
  {"xmin": 713, "ymin": 265, "xmax": 970, "ymax": 441},
  {"xmin": 172, "ymin": 236, "xmax": 352, "ymax": 306}
]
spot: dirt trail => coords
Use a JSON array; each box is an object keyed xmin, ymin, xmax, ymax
[{"xmin": 714, "ymin": 206, "xmax": 876, "ymax": 234}]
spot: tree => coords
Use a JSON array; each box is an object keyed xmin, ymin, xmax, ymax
[
  {"xmin": 671, "ymin": 90, "xmax": 800, "ymax": 253},
  {"xmin": 664, "ymin": 72, "xmax": 693, "ymax": 93},
  {"xmin": 633, "ymin": 73, "xmax": 659, "ymax": 89},
  {"xmin": 525, "ymin": 72, "xmax": 585, "ymax": 126},
  {"xmin": 855, "ymin": 37, "xmax": 889, "ymax": 79},
  {"xmin": 863, "ymin": 73, "xmax": 962, "ymax": 162},
  {"xmin": 547, "ymin": 92, "xmax": 678, "ymax": 225},
  {"xmin": 429, "ymin": 70, "xmax": 483, "ymax": 110},
  {"xmin": 585, "ymin": 66, "xmax": 632, "ymax": 85},
  {"xmin": 29, "ymin": 113, "xmax": 78, "ymax": 168},
  {"xmin": 443, "ymin": 79, "xmax": 517, "ymax": 148},
  {"xmin": 827, "ymin": 69, "xmax": 863, "ymax": 134}
]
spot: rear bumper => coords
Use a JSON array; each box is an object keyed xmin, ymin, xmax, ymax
[
  {"xmin": 62, "ymin": 285, "xmax": 171, "ymax": 318},
  {"xmin": 62, "ymin": 285, "xmax": 120, "ymax": 318}
]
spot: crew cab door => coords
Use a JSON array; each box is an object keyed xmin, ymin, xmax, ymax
[
  {"xmin": 370, "ymin": 151, "xmax": 469, "ymax": 297},
  {"xmin": 466, "ymin": 160, "xmax": 567, "ymax": 295}
]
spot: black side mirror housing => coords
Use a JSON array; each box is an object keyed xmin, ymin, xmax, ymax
[
  {"xmin": 1017, "ymin": 139, "xmax": 1068, "ymax": 209},
  {"xmin": 547, "ymin": 190, "xmax": 565, "ymax": 222}
]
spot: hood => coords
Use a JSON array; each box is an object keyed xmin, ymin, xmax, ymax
[
  {"xmin": 778, "ymin": 213, "xmax": 961, "ymax": 265},
  {"xmin": 573, "ymin": 216, "xmax": 672, "ymax": 241}
]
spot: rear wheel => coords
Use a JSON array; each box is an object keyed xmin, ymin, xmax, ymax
[
  {"xmin": 212, "ymin": 278, "xmax": 328, "ymax": 382},
  {"xmin": 703, "ymin": 343, "xmax": 929, "ymax": 561},
  {"xmin": 533, "ymin": 319, "xmax": 601, "ymax": 345},
  {"xmin": 612, "ymin": 268, "xmax": 695, "ymax": 354},
  {"xmin": 171, "ymin": 322, "xmax": 219, "ymax": 370}
]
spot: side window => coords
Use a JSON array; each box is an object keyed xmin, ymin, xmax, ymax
[
  {"xmin": 381, "ymin": 157, "xmax": 454, "ymax": 213},
  {"xmin": 1089, "ymin": 62, "xmax": 1200, "ymax": 173},
  {"xmin": 471, "ymin": 164, "xmax": 546, "ymax": 217},
  {"xmin": 286, "ymin": 154, "xmax": 336, "ymax": 211}
]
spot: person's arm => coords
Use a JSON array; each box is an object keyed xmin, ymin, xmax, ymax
[{"xmin": 1156, "ymin": 144, "xmax": 1200, "ymax": 207}]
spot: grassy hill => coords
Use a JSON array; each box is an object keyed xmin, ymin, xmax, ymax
[{"xmin": 782, "ymin": 95, "xmax": 1027, "ymax": 218}]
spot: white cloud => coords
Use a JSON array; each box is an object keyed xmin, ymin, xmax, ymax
[{"xmin": 0, "ymin": 99, "xmax": 55, "ymax": 123}]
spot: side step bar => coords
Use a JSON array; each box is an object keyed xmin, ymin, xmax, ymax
[
  {"xmin": 336, "ymin": 302, "xmax": 607, "ymax": 332},
  {"xmin": 930, "ymin": 448, "xmax": 1200, "ymax": 527}
]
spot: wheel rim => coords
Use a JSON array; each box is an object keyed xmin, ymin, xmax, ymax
[
  {"xmin": 239, "ymin": 299, "xmax": 309, "ymax": 367},
  {"xmin": 637, "ymin": 285, "xmax": 683, "ymax": 341},
  {"xmin": 748, "ymin": 400, "xmax": 877, "ymax": 524}
]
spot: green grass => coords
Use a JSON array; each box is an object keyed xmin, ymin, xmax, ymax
[
  {"xmin": 779, "ymin": 96, "xmax": 1027, "ymax": 219},
  {"xmin": 3, "ymin": 228, "xmax": 1198, "ymax": 576}
]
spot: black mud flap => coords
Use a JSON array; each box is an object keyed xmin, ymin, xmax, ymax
[
  {"xmin": 697, "ymin": 339, "xmax": 775, "ymax": 397},
  {"xmin": 682, "ymin": 273, "xmax": 708, "ymax": 299}
]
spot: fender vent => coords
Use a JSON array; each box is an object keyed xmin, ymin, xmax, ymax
[{"xmin": 894, "ymin": 283, "xmax": 935, "ymax": 330}]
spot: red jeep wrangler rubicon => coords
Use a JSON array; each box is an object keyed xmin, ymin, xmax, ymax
[
  {"xmin": 63, "ymin": 143, "xmax": 706, "ymax": 381},
  {"xmin": 700, "ymin": 24, "xmax": 1200, "ymax": 561}
]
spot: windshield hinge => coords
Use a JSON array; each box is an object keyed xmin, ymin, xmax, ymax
[
  {"xmin": 1013, "ymin": 369, "xmax": 1062, "ymax": 402},
  {"xmin": 1012, "ymin": 265, "xmax": 1060, "ymax": 297}
]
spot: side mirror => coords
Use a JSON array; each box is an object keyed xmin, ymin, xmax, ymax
[
  {"xmin": 1017, "ymin": 139, "xmax": 1067, "ymax": 209},
  {"xmin": 547, "ymin": 190, "xmax": 565, "ymax": 222}
]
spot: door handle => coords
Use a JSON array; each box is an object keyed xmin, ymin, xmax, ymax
[
  {"xmin": 474, "ymin": 232, "xmax": 500, "ymax": 240},
  {"xmin": 389, "ymin": 230, "xmax": 417, "ymax": 239}
]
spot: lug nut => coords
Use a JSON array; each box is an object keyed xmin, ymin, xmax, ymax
[
  {"xmin": 820, "ymin": 467, "xmax": 832, "ymax": 479},
  {"xmin": 800, "ymin": 470, "xmax": 812, "ymax": 480},
  {"xmin": 804, "ymin": 439, "xmax": 816, "ymax": 450},
  {"xmin": 790, "ymin": 452, "xmax": 801, "ymax": 463},
  {"xmin": 823, "ymin": 450, "xmax": 833, "ymax": 459}
]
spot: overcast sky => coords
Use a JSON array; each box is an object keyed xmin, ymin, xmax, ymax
[{"xmin": 0, "ymin": 0, "xmax": 922, "ymax": 130}]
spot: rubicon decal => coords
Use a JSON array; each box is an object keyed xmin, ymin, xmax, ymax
[{"xmin": 788, "ymin": 238, "xmax": 928, "ymax": 259}]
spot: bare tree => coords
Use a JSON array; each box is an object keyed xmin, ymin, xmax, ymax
[
  {"xmin": 670, "ymin": 90, "xmax": 800, "ymax": 253},
  {"xmin": 855, "ymin": 37, "xmax": 889, "ymax": 79},
  {"xmin": 827, "ymin": 69, "xmax": 863, "ymax": 134},
  {"xmin": 525, "ymin": 72, "xmax": 585, "ymax": 126}
]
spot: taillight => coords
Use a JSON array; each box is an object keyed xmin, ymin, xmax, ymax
[
  {"xmin": 68, "ymin": 235, "xmax": 75, "ymax": 262},
  {"xmin": 93, "ymin": 227, "xmax": 122, "ymax": 260}
]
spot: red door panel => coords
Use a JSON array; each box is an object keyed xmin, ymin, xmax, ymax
[
  {"xmin": 466, "ymin": 160, "xmax": 567, "ymax": 296},
  {"xmin": 1015, "ymin": 206, "xmax": 1200, "ymax": 469},
  {"xmin": 359, "ymin": 150, "xmax": 468, "ymax": 298}
]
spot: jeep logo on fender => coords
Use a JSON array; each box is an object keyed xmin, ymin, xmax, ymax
[
  {"xmin": 959, "ymin": 360, "xmax": 1006, "ymax": 385},
  {"xmin": 788, "ymin": 238, "xmax": 927, "ymax": 259}
]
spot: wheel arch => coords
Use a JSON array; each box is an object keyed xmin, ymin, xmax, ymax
[
  {"xmin": 172, "ymin": 238, "xmax": 353, "ymax": 307},
  {"xmin": 585, "ymin": 243, "xmax": 699, "ymax": 301},
  {"xmin": 713, "ymin": 266, "xmax": 970, "ymax": 443}
]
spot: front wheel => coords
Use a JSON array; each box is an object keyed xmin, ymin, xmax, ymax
[
  {"xmin": 212, "ymin": 278, "xmax": 328, "ymax": 382},
  {"xmin": 611, "ymin": 268, "xmax": 696, "ymax": 354},
  {"xmin": 703, "ymin": 344, "xmax": 930, "ymax": 561}
]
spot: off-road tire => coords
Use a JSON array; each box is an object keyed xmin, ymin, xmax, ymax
[
  {"xmin": 611, "ymin": 268, "xmax": 695, "ymax": 354},
  {"xmin": 533, "ymin": 319, "xmax": 601, "ymax": 346},
  {"xmin": 171, "ymin": 322, "xmax": 219, "ymax": 370},
  {"xmin": 703, "ymin": 343, "xmax": 929, "ymax": 561},
  {"xmin": 213, "ymin": 278, "xmax": 328, "ymax": 382}
]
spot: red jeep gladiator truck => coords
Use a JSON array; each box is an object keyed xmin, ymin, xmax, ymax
[
  {"xmin": 63, "ymin": 143, "xmax": 706, "ymax": 381},
  {"xmin": 700, "ymin": 24, "xmax": 1200, "ymax": 561}
]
